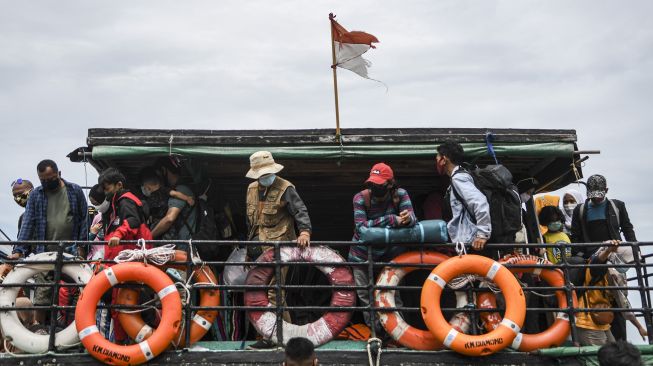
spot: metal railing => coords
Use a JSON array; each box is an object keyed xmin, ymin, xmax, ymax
[{"xmin": 0, "ymin": 240, "xmax": 652, "ymax": 354}]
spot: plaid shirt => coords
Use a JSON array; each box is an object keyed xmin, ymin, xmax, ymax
[{"xmin": 14, "ymin": 180, "xmax": 88, "ymax": 255}]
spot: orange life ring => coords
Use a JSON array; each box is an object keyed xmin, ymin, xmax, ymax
[
  {"xmin": 116, "ymin": 250, "xmax": 220, "ymax": 347},
  {"xmin": 374, "ymin": 251, "xmax": 449, "ymax": 350},
  {"xmin": 477, "ymin": 255, "xmax": 578, "ymax": 351},
  {"xmin": 421, "ymin": 254, "xmax": 526, "ymax": 356},
  {"xmin": 76, "ymin": 262, "xmax": 182, "ymax": 366}
]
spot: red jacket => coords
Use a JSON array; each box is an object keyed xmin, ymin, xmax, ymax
[{"xmin": 104, "ymin": 191, "xmax": 152, "ymax": 260}]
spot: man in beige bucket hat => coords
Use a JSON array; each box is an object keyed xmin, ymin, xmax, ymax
[
  {"xmin": 245, "ymin": 151, "xmax": 312, "ymax": 349},
  {"xmin": 245, "ymin": 151, "xmax": 312, "ymax": 249}
]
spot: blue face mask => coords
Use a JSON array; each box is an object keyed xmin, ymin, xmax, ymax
[
  {"xmin": 258, "ymin": 174, "xmax": 276, "ymax": 187},
  {"xmin": 547, "ymin": 221, "xmax": 563, "ymax": 232}
]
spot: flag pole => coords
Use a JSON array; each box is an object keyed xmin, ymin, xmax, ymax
[{"xmin": 329, "ymin": 13, "xmax": 341, "ymax": 140}]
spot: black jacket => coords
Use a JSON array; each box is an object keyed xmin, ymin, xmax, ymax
[{"xmin": 570, "ymin": 199, "xmax": 636, "ymax": 256}]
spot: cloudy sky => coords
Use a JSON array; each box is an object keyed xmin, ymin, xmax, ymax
[{"xmin": 1, "ymin": 0, "xmax": 652, "ymax": 342}]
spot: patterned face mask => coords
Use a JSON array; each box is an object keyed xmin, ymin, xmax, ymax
[{"xmin": 13, "ymin": 190, "xmax": 31, "ymax": 207}]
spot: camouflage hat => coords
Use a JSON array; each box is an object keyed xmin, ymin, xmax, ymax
[{"xmin": 587, "ymin": 174, "xmax": 607, "ymax": 199}]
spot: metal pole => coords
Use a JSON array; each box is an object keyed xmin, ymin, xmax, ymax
[
  {"xmin": 631, "ymin": 244, "xmax": 653, "ymax": 344},
  {"xmin": 367, "ymin": 244, "xmax": 376, "ymax": 338},
  {"xmin": 0, "ymin": 227, "xmax": 12, "ymax": 241},
  {"xmin": 184, "ymin": 241, "xmax": 193, "ymax": 348},
  {"xmin": 558, "ymin": 242, "xmax": 579, "ymax": 345},
  {"xmin": 48, "ymin": 242, "xmax": 65, "ymax": 351},
  {"xmin": 329, "ymin": 13, "xmax": 342, "ymax": 139},
  {"xmin": 274, "ymin": 242, "xmax": 284, "ymax": 345}
]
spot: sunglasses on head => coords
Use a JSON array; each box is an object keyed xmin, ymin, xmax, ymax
[
  {"xmin": 10, "ymin": 178, "xmax": 24, "ymax": 188},
  {"xmin": 14, "ymin": 190, "xmax": 30, "ymax": 198}
]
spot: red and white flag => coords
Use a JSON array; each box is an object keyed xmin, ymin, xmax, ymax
[{"xmin": 330, "ymin": 16, "xmax": 379, "ymax": 79}]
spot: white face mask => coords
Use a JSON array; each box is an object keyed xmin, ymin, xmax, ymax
[
  {"xmin": 564, "ymin": 203, "xmax": 577, "ymax": 214},
  {"xmin": 258, "ymin": 174, "xmax": 276, "ymax": 187},
  {"xmin": 141, "ymin": 185, "xmax": 152, "ymax": 197},
  {"xmin": 96, "ymin": 200, "xmax": 110, "ymax": 214}
]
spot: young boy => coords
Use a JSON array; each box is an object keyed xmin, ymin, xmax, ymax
[{"xmin": 538, "ymin": 206, "xmax": 572, "ymax": 264}]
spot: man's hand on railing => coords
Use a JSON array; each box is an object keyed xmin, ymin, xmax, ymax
[
  {"xmin": 596, "ymin": 240, "xmax": 621, "ymax": 262},
  {"xmin": 297, "ymin": 231, "xmax": 311, "ymax": 249},
  {"xmin": 108, "ymin": 237, "xmax": 121, "ymax": 247},
  {"xmin": 471, "ymin": 237, "xmax": 487, "ymax": 251}
]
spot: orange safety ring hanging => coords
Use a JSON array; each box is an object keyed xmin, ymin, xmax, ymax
[
  {"xmin": 374, "ymin": 251, "xmax": 450, "ymax": 350},
  {"xmin": 477, "ymin": 255, "xmax": 578, "ymax": 352},
  {"xmin": 116, "ymin": 250, "xmax": 220, "ymax": 347},
  {"xmin": 76, "ymin": 262, "xmax": 182, "ymax": 366},
  {"xmin": 421, "ymin": 254, "xmax": 526, "ymax": 356}
]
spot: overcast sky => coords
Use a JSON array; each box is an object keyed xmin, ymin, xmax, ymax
[{"xmin": 1, "ymin": 0, "xmax": 652, "ymax": 343}]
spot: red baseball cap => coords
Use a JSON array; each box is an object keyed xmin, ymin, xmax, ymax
[{"xmin": 366, "ymin": 163, "xmax": 394, "ymax": 185}]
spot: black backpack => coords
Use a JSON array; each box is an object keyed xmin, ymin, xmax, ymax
[
  {"xmin": 449, "ymin": 164, "xmax": 522, "ymax": 243},
  {"xmin": 183, "ymin": 182, "xmax": 233, "ymax": 262}
]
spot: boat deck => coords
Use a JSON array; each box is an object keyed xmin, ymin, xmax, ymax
[{"xmin": 5, "ymin": 341, "xmax": 652, "ymax": 365}]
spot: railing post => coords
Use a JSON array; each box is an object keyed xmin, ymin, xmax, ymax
[
  {"xmin": 558, "ymin": 241, "xmax": 578, "ymax": 345},
  {"xmin": 367, "ymin": 243, "xmax": 376, "ymax": 338},
  {"xmin": 48, "ymin": 242, "xmax": 65, "ymax": 352},
  {"xmin": 274, "ymin": 242, "xmax": 283, "ymax": 345},
  {"xmin": 184, "ymin": 240, "xmax": 193, "ymax": 348},
  {"xmin": 631, "ymin": 243, "xmax": 653, "ymax": 345}
]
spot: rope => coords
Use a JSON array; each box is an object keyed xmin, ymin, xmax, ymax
[
  {"xmin": 366, "ymin": 337, "xmax": 382, "ymax": 366},
  {"xmin": 455, "ymin": 242, "xmax": 467, "ymax": 257},
  {"xmin": 447, "ymin": 274, "xmax": 477, "ymax": 290},
  {"xmin": 188, "ymin": 239, "xmax": 202, "ymax": 265},
  {"xmin": 113, "ymin": 240, "xmax": 175, "ymax": 266}
]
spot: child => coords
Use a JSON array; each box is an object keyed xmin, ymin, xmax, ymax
[{"xmin": 538, "ymin": 206, "xmax": 572, "ymax": 264}]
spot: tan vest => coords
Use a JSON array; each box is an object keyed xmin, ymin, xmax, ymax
[{"xmin": 246, "ymin": 177, "xmax": 297, "ymax": 241}]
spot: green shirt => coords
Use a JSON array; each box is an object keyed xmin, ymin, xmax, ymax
[
  {"xmin": 45, "ymin": 185, "xmax": 74, "ymax": 242},
  {"xmin": 170, "ymin": 184, "xmax": 196, "ymax": 240}
]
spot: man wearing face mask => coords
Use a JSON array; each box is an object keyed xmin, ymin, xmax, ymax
[
  {"xmin": 9, "ymin": 160, "xmax": 88, "ymax": 323},
  {"xmin": 139, "ymin": 166, "xmax": 195, "ymax": 240},
  {"xmin": 436, "ymin": 142, "xmax": 491, "ymax": 252},
  {"xmin": 516, "ymin": 178, "xmax": 542, "ymax": 244},
  {"xmin": 99, "ymin": 168, "xmax": 153, "ymax": 260},
  {"xmin": 11, "ymin": 178, "xmax": 34, "ymax": 234},
  {"xmin": 11, "ymin": 160, "xmax": 87, "ymax": 258},
  {"xmin": 571, "ymin": 175, "xmax": 636, "ymax": 258},
  {"xmin": 570, "ymin": 174, "xmax": 636, "ymax": 342},
  {"xmin": 245, "ymin": 151, "xmax": 312, "ymax": 350},
  {"xmin": 349, "ymin": 162, "xmax": 416, "ymax": 335},
  {"xmin": 150, "ymin": 158, "xmax": 197, "ymax": 242}
]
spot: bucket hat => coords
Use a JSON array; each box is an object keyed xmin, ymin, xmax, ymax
[{"xmin": 246, "ymin": 151, "xmax": 284, "ymax": 179}]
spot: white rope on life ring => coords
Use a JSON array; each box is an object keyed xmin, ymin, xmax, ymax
[{"xmin": 0, "ymin": 252, "xmax": 93, "ymax": 353}]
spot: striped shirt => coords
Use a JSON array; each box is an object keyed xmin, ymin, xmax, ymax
[{"xmin": 349, "ymin": 188, "xmax": 416, "ymax": 262}]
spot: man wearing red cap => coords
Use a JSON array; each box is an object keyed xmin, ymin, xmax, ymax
[{"xmin": 349, "ymin": 162, "xmax": 416, "ymax": 334}]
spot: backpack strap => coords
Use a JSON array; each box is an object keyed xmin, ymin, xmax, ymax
[
  {"xmin": 449, "ymin": 170, "xmax": 477, "ymax": 224},
  {"xmin": 608, "ymin": 199, "xmax": 621, "ymax": 228},
  {"xmin": 579, "ymin": 202, "xmax": 590, "ymax": 243}
]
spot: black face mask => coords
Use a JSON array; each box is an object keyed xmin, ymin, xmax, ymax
[
  {"xmin": 370, "ymin": 184, "xmax": 389, "ymax": 198},
  {"xmin": 41, "ymin": 178, "xmax": 60, "ymax": 191},
  {"xmin": 105, "ymin": 191, "xmax": 117, "ymax": 202}
]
